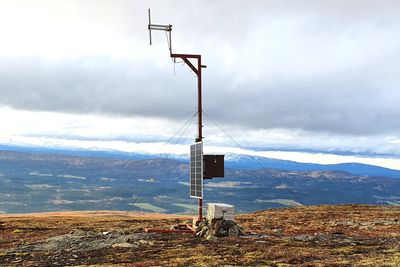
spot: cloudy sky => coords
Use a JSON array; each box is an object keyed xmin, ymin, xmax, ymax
[{"xmin": 0, "ymin": 0, "xmax": 399, "ymax": 169}]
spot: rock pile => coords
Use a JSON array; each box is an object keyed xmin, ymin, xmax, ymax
[
  {"xmin": 39, "ymin": 231, "xmax": 156, "ymax": 252},
  {"xmin": 195, "ymin": 218, "xmax": 245, "ymax": 241}
]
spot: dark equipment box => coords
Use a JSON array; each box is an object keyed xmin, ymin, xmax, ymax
[{"xmin": 203, "ymin": 155, "xmax": 224, "ymax": 179}]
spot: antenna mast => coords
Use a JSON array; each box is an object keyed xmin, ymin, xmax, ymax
[
  {"xmin": 148, "ymin": 9, "xmax": 206, "ymax": 144},
  {"xmin": 148, "ymin": 9, "xmax": 207, "ymax": 223}
]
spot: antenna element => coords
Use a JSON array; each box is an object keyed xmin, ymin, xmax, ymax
[
  {"xmin": 148, "ymin": 9, "xmax": 152, "ymax": 45},
  {"xmin": 147, "ymin": 9, "xmax": 172, "ymax": 54}
]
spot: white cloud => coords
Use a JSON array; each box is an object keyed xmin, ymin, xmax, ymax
[
  {"xmin": 2, "ymin": 129, "xmax": 400, "ymax": 170},
  {"xmin": 0, "ymin": 0, "xmax": 399, "ymax": 168},
  {"xmin": 1, "ymin": 107, "xmax": 400, "ymax": 155}
]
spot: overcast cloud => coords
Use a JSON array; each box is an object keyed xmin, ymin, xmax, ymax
[{"xmin": 0, "ymin": 0, "xmax": 399, "ymax": 158}]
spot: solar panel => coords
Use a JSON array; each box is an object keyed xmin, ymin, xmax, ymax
[{"xmin": 190, "ymin": 141, "xmax": 203, "ymax": 199}]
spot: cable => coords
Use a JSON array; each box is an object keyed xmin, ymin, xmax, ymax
[
  {"xmin": 124, "ymin": 182, "xmax": 147, "ymax": 216},
  {"xmin": 164, "ymin": 30, "xmax": 171, "ymax": 53},
  {"xmin": 203, "ymin": 111, "xmax": 306, "ymax": 206},
  {"xmin": 156, "ymin": 111, "xmax": 197, "ymax": 155},
  {"xmin": 163, "ymin": 113, "xmax": 197, "ymax": 159},
  {"xmin": 124, "ymin": 112, "xmax": 197, "ymax": 215},
  {"xmin": 94, "ymin": 173, "xmax": 138, "ymax": 215},
  {"xmin": 94, "ymin": 112, "xmax": 198, "ymax": 214}
]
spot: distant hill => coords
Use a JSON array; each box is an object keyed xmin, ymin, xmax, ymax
[
  {"xmin": 1, "ymin": 149, "xmax": 400, "ymax": 214},
  {"xmin": 223, "ymin": 153, "xmax": 400, "ymax": 178},
  {"xmin": 1, "ymin": 144, "xmax": 399, "ymax": 178}
]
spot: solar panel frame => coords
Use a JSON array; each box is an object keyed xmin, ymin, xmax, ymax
[{"xmin": 189, "ymin": 141, "xmax": 203, "ymax": 199}]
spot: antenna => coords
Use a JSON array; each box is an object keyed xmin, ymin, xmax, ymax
[{"xmin": 147, "ymin": 9, "xmax": 172, "ymax": 54}]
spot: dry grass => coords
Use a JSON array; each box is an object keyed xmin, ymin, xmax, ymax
[{"xmin": 0, "ymin": 205, "xmax": 399, "ymax": 266}]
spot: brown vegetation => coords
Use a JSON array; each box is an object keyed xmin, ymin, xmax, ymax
[{"xmin": 0, "ymin": 205, "xmax": 399, "ymax": 266}]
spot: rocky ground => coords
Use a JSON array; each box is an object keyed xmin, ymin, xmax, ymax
[{"xmin": 0, "ymin": 205, "xmax": 399, "ymax": 266}]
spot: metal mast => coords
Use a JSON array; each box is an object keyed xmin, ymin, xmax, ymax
[{"xmin": 148, "ymin": 9, "xmax": 206, "ymax": 223}]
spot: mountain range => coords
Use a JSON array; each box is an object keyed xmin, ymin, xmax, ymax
[
  {"xmin": 0, "ymin": 147, "xmax": 399, "ymax": 214},
  {"xmin": 1, "ymin": 144, "xmax": 399, "ymax": 178}
]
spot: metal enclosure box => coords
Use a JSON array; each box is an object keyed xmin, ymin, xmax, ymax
[
  {"xmin": 203, "ymin": 154, "xmax": 224, "ymax": 179},
  {"xmin": 207, "ymin": 203, "xmax": 234, "ymax": 221}
]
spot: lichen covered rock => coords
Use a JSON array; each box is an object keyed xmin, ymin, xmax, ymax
[{"xmin": 196, "ymin": 218, "xmax": 245, "ymax": 240}]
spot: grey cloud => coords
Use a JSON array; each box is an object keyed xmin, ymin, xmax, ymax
[
  {"xmin": 206, "ymin": 70, "xmax": 400, "ymax": 135},
  {"xmin": 0, "ymin": 57, "xmax": 196, "ymax": 118},
  {"xmin": 0, "ymin": 0, "xmax": 399, "ymax": 136}
]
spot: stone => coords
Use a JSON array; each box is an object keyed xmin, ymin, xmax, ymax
[
  {"xmin": 138, "ymin": 240, "xmax": 154, "ymax": 246},
  {"xmin": 228, "ymin": 226, "xmax": 240, "ymax": 237},
  {"xmin": 111, "ymin": 242, "xmax": 139, "ymax": 248},
  {"xmin": 272, "ymin": 229, "xmax": 283, "ymax": 235},
  {"xmin": 292, "ymin": 235, "xmax": 316, "ymax": 242},
  {"xmin": 206, "ymin": 235, "xmax": 218, "ymax": 242},
  {"xmin": 196, "ymin": 227, "xmax": 208, "ymax": 237},
  {"xmin": 195, "ymin": 218, "xmax": 245, "ymax": 239},
  {"xmin": 221, "ymin": 220, "xmax": 236, "ymax": 231},
  {"xmin": 211, "ymin": 219, "xmax": 222, "ymax": 236}
]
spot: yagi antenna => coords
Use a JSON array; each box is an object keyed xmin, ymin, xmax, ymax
[{"xmin": 147, "ymin": 9, "xmax": 172, "ymax": 54}]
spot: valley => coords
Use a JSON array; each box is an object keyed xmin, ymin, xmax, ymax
[{"xmin": 0, "ymin": 150, "xmax": 399, "ymax": 214}]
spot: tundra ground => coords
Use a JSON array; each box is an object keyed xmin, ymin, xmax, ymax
[{"xmin": 0, "ymin": 205, "xmax": 399, "ymax": 266}]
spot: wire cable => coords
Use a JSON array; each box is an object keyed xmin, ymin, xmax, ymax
[
  {"xmin": 156, "ymin": 111, "xmax": 197, "ymax": 155},
  {"xmin": 203, "ymin": 111, "xmax": 306, "ymax": 206},
  {"xmin": 94, "ymin": 111, "xmax": 198, "ymax": 215},
  {"xmin": 124, "ymin": 112, "xmax": 197, "ymax": 215},
  {"xmin": 163, "ymin": 113, "xmax": 197, "ymax": 159}
]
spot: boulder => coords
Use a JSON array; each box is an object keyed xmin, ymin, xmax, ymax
[
  {"xmin": 206, "ymin": 234, "xmax": 218, "ymax": 242},
  {"xmin": 228, "ymin": 226, "xmax": 240, "ymax": 237}
]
